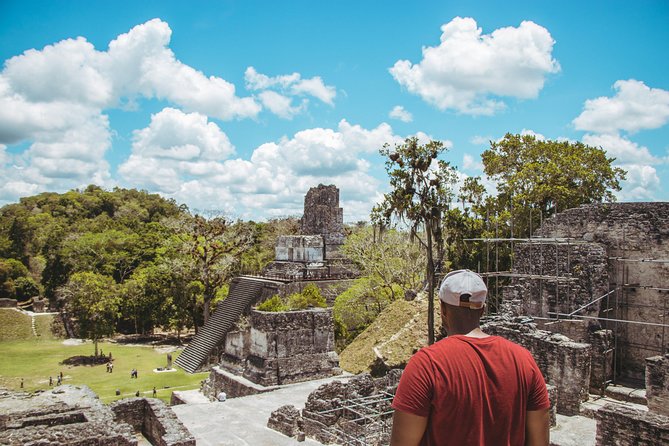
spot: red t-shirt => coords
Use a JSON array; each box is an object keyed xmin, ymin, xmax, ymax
[{"xmin": 392, "ymin": 335, "xmax": 550, "ymax": 446}]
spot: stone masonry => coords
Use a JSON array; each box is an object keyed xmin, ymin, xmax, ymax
[
  {"xmin": 202, "ymin": 308, "xmax": 341, "ymax": 399},
  {"xmin": 0, "ymin": 385, "xmax": 193, "ymax": 446},
  {"xmin": 537, "ymin": 202, "xmax": 669, "ymax": 382},
  {"xmin": 264, "ymin": 184, "xmax": 356, "ymax": 279},
  {"xmin": 595, "ymin": 353, "xmax": 669, "ymax": 445},
  {"xmin": 301, "ymin": 184, "xmax": 345, "ymax": 259},
  {"xmin": 0, "ymin": 385, "xmax": 137, "ymax": 446},
  {"xmin": 646, "ymin": 353, "xmax": 669, "ymax": 417},
  {"xmin": 110, "ymin": 397, "xmax": 195, "ymax": 446}
]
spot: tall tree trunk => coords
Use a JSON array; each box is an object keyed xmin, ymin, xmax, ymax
[{"xmin": 426, "ymin": 219, "xmax": 435, "ymax": 345}]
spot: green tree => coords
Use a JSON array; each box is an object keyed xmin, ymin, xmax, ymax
[
  {"xmin": 482, "ymin": 133, "xmax": 626, "ymax": 236},
  {"xmin": 179, "ymin": 216, "xmax": 253, "ymax": 325},
  {"xmin": 342, "ymin": 226, "xmax": 425, "ymax": 299},
  {"xmin": 59, "ymin": 272, "xmax": 119, "ymax": 355},
  {"xmin": 333, "ymin": 276, "xmax": 403, "ymax": 348},
  {"xmin": 373, "ymin": 137, "xmax": 457, "ymax": 344}
]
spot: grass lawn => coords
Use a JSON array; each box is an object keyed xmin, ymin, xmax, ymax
[{"xmin": 0, "ymin": 338, "xmax": 209, "ymax": 404}]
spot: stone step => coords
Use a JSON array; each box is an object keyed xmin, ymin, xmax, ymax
[{"xmin": 175, "ymin": 277, "xmax": 279, "ymax": 373}]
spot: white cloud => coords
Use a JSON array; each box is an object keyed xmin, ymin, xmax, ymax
[
  {"xmin": 573, "ymin": 80, "xmax": 669, "ymax": 134},
  {"xmin": 615, "ymin": 164, "xmax": 660, "ymax": 201},
  {"xmin": 582, "ymin": 133, "xmax": 658, "ymax": 165},
  {"xmin": 118, "ymin": 118, "xmax": 405, "ymax": 221},
  {"xmin": 118, "ymin": 108, "xmax": 234, "ymax": 192},
  {"xmin": 462, "ymin": 153, "xmax": 483, "ymax": 171},
  {"xmin": 244, "ymin": 66, "xmax": 336, "ymax": 116},
  {"xmin": 520, "ymin": 129, "xmax": 546, "ymax": 141},
  {"xmin": 389, "ymin": 17, "xmax": 559, "ymax": 115},
  {"xmin": 389, "ymin": 105, "xmax": 413, "ymax": 122},
  {"xmin": 0, "ymin": 18, "xmax": 263, "ymax": 205},
  {"xmin": 258, "ymin": 91, "xmax": 306, "ymax": 119}
]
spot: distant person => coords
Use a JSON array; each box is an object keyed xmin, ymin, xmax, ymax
[
  {"xmin": 59, "ymin": 371, "xmax": 63, "ymax": 380},
  {"xmin": 390, "ymin": 269, "xmax": 550, "ymax": 446},
  {"xmin": 20, "ymin": 378, "xmax": 24, "ymax": 389},
  {"xmin": 217, "ymin": 391, "xmax": 227, "ymax": 402},
  {"xmin": 56, "ymin": 375, "xmax": 61, "ymax": 386},
  {"xmin": 152, "ymin": 386, "xmax": 157, "ymax": 397},
  {"xmin": 49, "ymin": 376, "xmax": 53, "ymax": 386}
]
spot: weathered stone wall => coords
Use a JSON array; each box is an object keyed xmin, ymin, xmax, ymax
[
  {"xmin": 482, "ymin": 317, "xmax": 591, "ymax": 415},
  {"xmin": 300, "ymin": 184, "xmax": 345, "ymax": 259},
  {"xmin": 208, "ymin": 309, "xmax": 341, "ymax": 398},
  {"xmin": 646, "ymin": 354, "xmax": 669, "ymax": 417},
  {"xmin": 268, "ymin": 372, "xmax": 401, "ymax": 446},
  {"xmin": 595, "ymin": 404, "xmax": 669, "ymax": 446},
  {"xmin": 538, "ymin": 202, "xmax": 669, "ymax": 381},
  {"xmin": 275, "ymin": 235, "xmax": 324, "ymax": 262},
  {"xmin": 506, "ymin": 241, "xmax": 609, "ymax": 319},
  {"xmin": 0, "ymin": 385, "xmax": 136, "ymax": 446},
  {"xmin": 110, "ymin": 397, "xmax": 195, "ymax": 446}
]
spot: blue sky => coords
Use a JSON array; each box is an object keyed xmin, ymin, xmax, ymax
[{"xmin": 1, "ymin": 0, "xmax": 668, "ymax": 221}]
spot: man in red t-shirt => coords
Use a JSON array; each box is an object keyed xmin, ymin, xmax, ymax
[{"xmin": 391, "ymin": 269, "xmax": 550, "ymax": 446}]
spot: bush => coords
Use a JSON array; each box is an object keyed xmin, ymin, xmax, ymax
[
  {"xmin": 256, "ymin": 295, "xmax": 289, "ymax": 312},
  {"xmin": 287, "ymin": 284, "xmax": 326, "ymax": 310}
]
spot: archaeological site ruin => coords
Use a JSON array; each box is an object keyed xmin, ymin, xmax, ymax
[{"xmin": 2, "ymin": 187, "xmax": 668, "ymax": 445}]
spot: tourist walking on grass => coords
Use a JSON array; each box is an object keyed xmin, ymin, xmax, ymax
[{"xmin": 390, "ymin": 270, "xmax": 550, "ymax": 446}]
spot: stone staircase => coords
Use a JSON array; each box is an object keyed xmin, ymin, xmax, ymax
[{"xmin": 175, "ymin": 276, "xmax": 278, "ymax": 374}]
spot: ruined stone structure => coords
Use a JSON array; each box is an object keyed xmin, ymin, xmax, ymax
[
  {"xmin": 201, "ymin": 308, "xmax": 341, "ymax": 399},
  {"xmin": 301, "ymin": 184, "xmax": 345, "ymax": 259},
  {"xmin": 594, "ymin": 353, "xmax": 669, "ymax": 445},
  {"xmin": 176, "ymin": 184, "xmax": 355, "ymax": 375},
  {"xmin": 504, "ymin": 202, "xmax": 669, "ymax": 384},
  {"xmin": 0, "ymin": 385, "xmax": 194, "ymax": 446},
  {"xmin": 264, "ymin": 184, "xmax": 355, "ymax": 279},
  {"xmin": 267, "ymin": 372, "xmax": 401, "ymax": 445}
]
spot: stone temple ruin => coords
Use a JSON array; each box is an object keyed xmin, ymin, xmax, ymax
[
  {"xmin": 0, "ymin": 385, "xmax": 194, "ymax": 446},
  {"xmin": 470, "ymin": 202, "xmax": 669, "ymax": 445},
  {"xmin": 174, "ymin": 184, "xmax": 356, "ymax": 398},
  {"xmin": 264, "ymin": 202, "xmax": 669, "ymax": 445}
]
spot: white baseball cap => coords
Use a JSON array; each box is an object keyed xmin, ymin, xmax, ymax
[{"xmin": 438, "ymin": 269, "xmax": 487, "ymax": 309}]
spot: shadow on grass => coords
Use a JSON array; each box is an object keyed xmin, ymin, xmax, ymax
[{"xmin": 61, "ymin": 355, "xmax": 109, "ymax": 366}]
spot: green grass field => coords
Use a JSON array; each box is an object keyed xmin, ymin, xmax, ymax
[{"xmin": 0, "ymin": 309, "xmax": 208, "ymax": 403}]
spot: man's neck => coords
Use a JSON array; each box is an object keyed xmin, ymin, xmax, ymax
[{"xmin": 463, "ymin": 327, "xmax": 489, "ymax": 338}]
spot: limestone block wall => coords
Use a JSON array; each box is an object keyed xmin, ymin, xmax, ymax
[
  {"xmin": 482, "ymin": 318, "xmax": 591, "ymax": 415},
  {"xmin": 538, "ymin": 203, "xmax": 669, "ymax": 381},
  {"xmin": 275, "ymin": 235, "xmax": 324, "ymax": 262},
  {"xmin": 216, "ymin": 309, "xmax": 341, "ymax": 390},
  {"xmin": 595, "ymin": 404, "xmax": 669, "ymax": 446},
  {"xmin": 110, "ymin": 397, "xmax": 195, "ymax": 446},
  {"xmin": 506, "ymin": 241, "xmax": 609, "ymax": 319},
  {"xmin": 300, "ymin": 184, "xmax": 345, "ymax": 258},
  {"xmin": 0, "ymin": 385, "xmax": 136, "ymax": 446},
  {"xmin": 646, "ymin": 354, "xmax": 669, "ymax": 417}
]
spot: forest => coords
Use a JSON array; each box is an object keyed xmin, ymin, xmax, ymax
[{"xmin": 0, "ymin": 134, "xmax": 626, "ymax": 349}]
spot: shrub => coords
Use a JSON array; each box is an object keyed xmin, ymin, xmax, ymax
[
  {"xmin": 287, "ymin": 284, "xmax": 326, "ymax": 310},
  {"xmin": 256, "ymin": 295, "xmax": 289, "ymax": 312}
]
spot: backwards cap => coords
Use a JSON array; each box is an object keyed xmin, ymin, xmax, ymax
[{"xmin": 438, "ymin": 269, "xmax": 487, "ymax": 309}]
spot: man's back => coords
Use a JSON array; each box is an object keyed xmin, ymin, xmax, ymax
[{"xmin": 391, "ymin": 335, "xmax": 549, "ymax": 445}]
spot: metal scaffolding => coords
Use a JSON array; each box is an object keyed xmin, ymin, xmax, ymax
[
  {"xmin": 465, "ymin": 214, "xmax": 669, "ymax": 388},
  {"xmin": 315, "ymin": 392, "xmax": 395, "ymax": 446}
]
